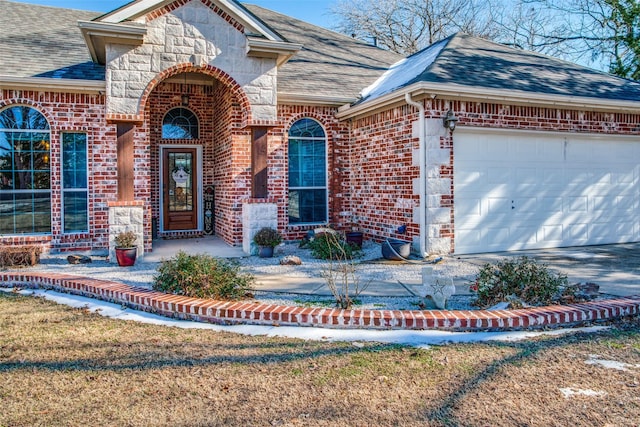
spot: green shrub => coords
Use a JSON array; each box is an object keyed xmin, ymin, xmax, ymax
[
  {"xmin": 308, "ymin": 232, "xmax": 360, "ymax": 260},
  {"xmin": 253, "ymin": 227, "xmax": 282, "ymax": 248},
  {"xmin": 153, "ymin": 251, "xmax": 253, "ymax": 300},
  {"xmin": 471, "ymin": 256, "xmax": 568, "ymax": 308}
]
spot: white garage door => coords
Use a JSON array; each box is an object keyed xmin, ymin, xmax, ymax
[{"xmin": 454, "ymin": 129, "xmax": 640, "ymax": 254}]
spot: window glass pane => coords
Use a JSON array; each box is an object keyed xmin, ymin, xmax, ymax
[
  {"xmin": 63, "ymin": 191, "xmax": 88, "ymax": 233},
  {"xmin": 162, "ymin": 108, "xmax": 199, "ymax": 139},
  {"xmin": 287, "ymin": 118, "xmax": 327, "ymax": 223},
  {"xmin": 62, "ymin": 133, "xmax": 88, "ymax": 233},
  {"xmin": 62, "ymin": 133, "xmax": 87, "ymax": 189},
  {"xmin": 288, "ymin": 189, "xmax": 326, "ymax": 224},
  {"xmin": 0, "ymin": 192, "xmax": 14, "ymax": 233},
  {"xmin": 0, "ymin": 106, "xmax": 50, "ymax": 130},
  {"xmin": 0, "ymin": 106, "xmax": 51, "ymax": 234}
]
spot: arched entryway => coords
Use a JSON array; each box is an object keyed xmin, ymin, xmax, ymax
[{"xmin": 144, "ymin": 68, "xmax": 253, "ymax": 245}]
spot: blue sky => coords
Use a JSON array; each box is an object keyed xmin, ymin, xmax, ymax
[{"xmin": 11, "ymin": 0, "xmax": 337, "ymax": 29}]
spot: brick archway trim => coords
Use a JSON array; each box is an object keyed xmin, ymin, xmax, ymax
[{"xmin": 105, "ymin": 63, "xmax": 253, "ymax": 125}]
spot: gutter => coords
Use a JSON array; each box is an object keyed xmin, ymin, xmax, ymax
[
  {"xmin": 0, "ymin": 76, "xmax": 106, "ymax": 94},
  {"xmin": 337, "ymin": 81, "xmax": 640, "ymax": 120},
  {"xmin": 404, "ymin": 92, "xmax": 428, "ymax": 258}
]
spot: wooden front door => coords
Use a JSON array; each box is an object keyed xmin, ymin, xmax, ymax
[{"xmin": 163, "ymin": 148, "xmax": 198, "ymax": 231}]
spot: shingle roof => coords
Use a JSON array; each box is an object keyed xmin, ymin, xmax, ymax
[
  {"xmin": 242, "ymin": 4, "xmax": 404, "ymax": 100},
  {"xmin": 361, "ymin": 32, "xmax": 640, "ymax": 103},
  {"xmin": 0, "ymin": 0, "xmax": 104, "ymax": 80}
]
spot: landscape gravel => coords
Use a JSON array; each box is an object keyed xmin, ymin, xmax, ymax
[{"xmin": 6, "ymin": 241, "xmax": 482, "ymax": 311}]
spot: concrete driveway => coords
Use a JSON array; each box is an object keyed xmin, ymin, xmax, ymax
[{"xmin": 457, "ymin": 243, "xmax": 640, "ymax": 297}]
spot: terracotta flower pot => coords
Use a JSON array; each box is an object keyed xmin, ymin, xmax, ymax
[{"xmin": 115, "ymin": 247, "xmax": 137, "ymax": 266}]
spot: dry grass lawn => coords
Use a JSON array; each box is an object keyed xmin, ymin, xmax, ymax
[{"xmin": 1, "ymin": 292, "xmax": 639, "ymax": 426}]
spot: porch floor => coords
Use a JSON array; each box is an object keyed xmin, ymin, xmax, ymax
[{"xmin": 145, "ymin": 236, "xmax": 245, "ymax": 262}]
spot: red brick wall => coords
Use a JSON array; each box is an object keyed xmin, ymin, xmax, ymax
[
  {"xmin": 347, "ymin": 97, "xmax": 640, "ymax": 253},
  {"xmin": 271, "ymin": 105, "xmax": 350, "ymax": 241},
  {"xmin": 349, "ymin": 105, "xmax": 420, "ymax": 242},
  {"xmin": 0, "ymin": 90, "xmax": 115, "ymax": 253}
]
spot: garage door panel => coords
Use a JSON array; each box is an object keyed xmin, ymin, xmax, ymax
[
  {"xmin": 541, "ymin": 224, "xmax": 564, "ymax": 242},
  {"xmin": 512, "ymin": 226, "xmax": 539, "ymax": 244},
  {"xmin": 487, "ymin": 167, "xmax": 511, "ymax": 184},
  {"xmin": 567, "ymin": 223, "xmax": 589, "ymax": 241},
  {"xmin": 565, "ymin": 197, "xmax": 588, "ymax": 213},
  {"xmin": 453, "ymin": 130, "xmax": 640, "ymax": 254},
  {"xmin": 455, "ymin": 198, "xmax": 482, "ymax": 217}
]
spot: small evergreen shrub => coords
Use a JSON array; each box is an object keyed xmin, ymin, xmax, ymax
[
  {"xmin": 114, "ymin": 231, "xmax": 137, "ymax": 248},
  {"xmin": 472, "ymin": 256, "xmax": 569, "ymax": 308},
  {"xmin": 253, "ymin": 227, "xmax": 282, "ymax": 248},
  {"xmin": 308, "ymin": 232, "xmax": 360, "ymax": 260},
  {"xmin": 153, "ymin": 251, "xmax": 253, "ymax": 300}
]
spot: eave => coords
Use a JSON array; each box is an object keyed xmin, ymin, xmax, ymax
[
  {"xmin": 0, "ymin": 76, "xmax": 105, "ymax": 94},
  {"xmin": 337, "ymin": 81, "xmax": 640, "ymax": 120},
  {"xmin": 78, "ymin": 20, "xmax": 147, "ymax": 64},
  {"xmin": 246, "ymin": 37, "xmax": 302, "ymax": 66}
]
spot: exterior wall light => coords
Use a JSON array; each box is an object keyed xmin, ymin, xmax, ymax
[
  {"xmin": 181, "ymin": 93, "xmax": 190, "ymax": 107},
  {"xmin": 443, "ymin": 110, "xmax": 459, "ymax": 132},
  {"xmin": 181, "ymin": 72, "xmax": 190, "ymax": 106}
]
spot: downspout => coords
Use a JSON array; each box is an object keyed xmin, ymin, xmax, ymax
[{"xmin": 404, "ymin": 92, "xmax": 428, "ymax": 258}]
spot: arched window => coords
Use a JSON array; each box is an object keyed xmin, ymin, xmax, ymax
[
  {"xmin": 288, "ymin": 118, "xmax": 327, "ymax": 224},
  {"xmin": 0, "ymin": 106, "xmax": 51, "ymax": 234},
  {"xmin": 162, "ymin": 107, "xmax": 199, "ymax": 139}
]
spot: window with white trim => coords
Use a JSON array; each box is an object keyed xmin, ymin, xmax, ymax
[
  {"xmin": 0, "ymin": 106, "xmax": 51, "ymax": 234},
  {"xmin": 288, "ymin": 118, "xmax": 327, "ymax": 224},
  {"xmin": 62, "ymin": 133, "xmax": 88, "ymax": 233},
  {"xmin": 162, "ymin": 107, "xmax": 199, "ymax": 139}
]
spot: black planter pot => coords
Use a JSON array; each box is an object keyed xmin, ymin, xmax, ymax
[
  {"xmin": 115, "ymin": 247, "xmax": 137, "ymax": 266},
  {"xmin": 258, "ymin": 246, "xmax": 274, "ymax": 258},
  {"xmin": 345, "ymin": 231, "xmax": 364, "ymax": 248},
  {"xmin": 381, "ymin": 239, "xmax": 411, "ymax": 261}
]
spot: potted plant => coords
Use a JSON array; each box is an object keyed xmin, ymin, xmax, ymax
[
  {"xmin": 253, "ymin": 227, "xmax": 282, "ymax": 258},
  {"xmin": 114, "ymin": 230, "xmax": 137, "ymax": 266}
]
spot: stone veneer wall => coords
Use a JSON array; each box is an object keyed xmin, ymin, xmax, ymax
[
  {"xmin": 0, "ymin": 90, "xmax": 114, "ymax": 253},
  {"xmin": 242, "ymin": 201, "xmax": 277, "ymax": 255},
  {"xmin": 106, "ymin": 0, "xmax": 277, "ymax": 122},
  {"xmin": 108, "ymin": 202, "xmax": 145, "ymax": 263},
  {"xmin": 347, "ymin": 97, "xmax": 640, "ymax": 254}
]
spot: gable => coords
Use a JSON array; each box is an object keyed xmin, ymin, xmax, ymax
[
  {"xmin": 98, "ymin": 0, "xmax": 283, "ymax": 42},
  {"xmin": 342, "ymin": 32, "xmax": 640, "ymax": 117}
]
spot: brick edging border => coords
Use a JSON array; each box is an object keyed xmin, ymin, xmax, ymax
[{"xmin": 2, "ymin": 272, "xmax": 640, "ymax": 331}]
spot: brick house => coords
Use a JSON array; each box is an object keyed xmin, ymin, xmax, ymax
[{"xmin": 0, "ymin": 0, "xmax": 638, "ymax": 259}]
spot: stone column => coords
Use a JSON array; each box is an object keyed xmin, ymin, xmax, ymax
[
  {"xmin": 242, "ymin": 200, "xmax": 277, "ymax": 255},
  {"xmin": 108, "ymin": 201, "xmax": 145, "ymax": 263}
]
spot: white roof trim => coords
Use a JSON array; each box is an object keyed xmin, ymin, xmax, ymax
[
  {"xmin": 0, "ymin": 76, "xmax": 106, "ymax": 94},
  {"xmin": 99, "ymin": 0, "xmax": 283, "ymax": 42},
  {"xmin": 246, "ymin": 37, "xmax": 302, "ymax": 66},
  {"xmin": 337, "ymin": 81, "xmax": 640, "ymax": 119},
  {"xmin": 79, "ymin": 20, "xmax": 147, "ymax": 63}
]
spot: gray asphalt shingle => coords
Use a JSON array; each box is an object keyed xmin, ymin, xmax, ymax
[
  {"xmin": 0, "ymin": 0, "xmax": 104, "ymax": 80},
  {"xmin": 243, "ymin": 4, "xmax": 403, "ymax": 100},
  {"xmin": 362, "ymin": 32, "xmax": 640, "ymax": 103}
]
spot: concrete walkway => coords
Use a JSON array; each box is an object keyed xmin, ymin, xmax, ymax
[{"xmin": 143, "ymin": 238, "xmax": 640, "ymax": 298}]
